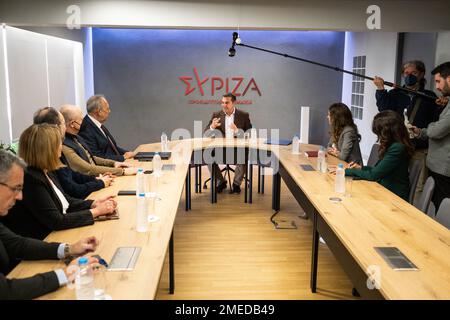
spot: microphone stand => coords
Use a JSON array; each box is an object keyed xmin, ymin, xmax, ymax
[{"xmin": 232, "ymin": 33, "xmax": 436, "ymax": 100}]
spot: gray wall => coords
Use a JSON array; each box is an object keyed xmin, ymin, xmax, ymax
[
  {"xmin": 402, "ymin": 33, "xmax": 438, "ymax": 91},
  {"xmin": 92, "ymin": 29, "xmax": 345, "ymax": 149}
]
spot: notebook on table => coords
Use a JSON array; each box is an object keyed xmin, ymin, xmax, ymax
[
  {"xmin": 304, "ymin": 150, "xmax": 318, "ymax": 157},
  {"xmin": 304, "ymin": 150, "xmax": 328, "ymax": 158},
  {"xmin": 94, "ymin": 209, "xmax": 120, "ymax": 221}
]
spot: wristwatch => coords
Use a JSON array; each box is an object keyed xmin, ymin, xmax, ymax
[{"xmin": 64, "ymin": 243, "xmax": 71, "ymax": 259}]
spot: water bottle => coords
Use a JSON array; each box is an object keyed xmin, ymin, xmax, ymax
[
  {"xmin": 161, "ymin": 132, "xmax": 168, "ymax": 152},
  {"xmin": 403, "ymin": 108, "xmax": 414, "ymax": 139},
  {"xmin": 136, "ymin": 168, "xmax": 145, "ymax": 196},
  {"xmin": 153, "ymin": 152, "xmax": 162, "ymax": 175},
  {"xmin": 292, "ymin": 136, "xmax": 300, "ymax": 154},
  {"xmin": 250, "ymin": 128, "xmax": 257, "ymax": 143},
  {"xmin": 136, "ymin": 193, "xmax": 148, "ymax": 232},
  {"xmin": 75, "ymin": 257, "xmax": 95, "ymax": 300},
  {"xmin": 320, "ymin": 152, "xmax": 328, "ymax": 173},
  {"xmin": 335, "ymin": 163, "xmax": 346, "ymax": 194},
  {"xmin": 317, "ymin": 146, "xmax": 326, "ymax": 173}
]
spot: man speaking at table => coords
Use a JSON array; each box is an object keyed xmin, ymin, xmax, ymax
[{"xmin": 204, "ymin": 93, "xmax": 252, "ymax": 194}]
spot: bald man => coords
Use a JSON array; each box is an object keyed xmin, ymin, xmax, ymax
[{"xmin": 60, "ymin": 105, "xmax": 137, "ymax": 177}]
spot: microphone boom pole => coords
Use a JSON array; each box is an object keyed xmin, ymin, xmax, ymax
[{"xmin": 231, "ymin": 33, "xmax": 436, "ymax": 101}]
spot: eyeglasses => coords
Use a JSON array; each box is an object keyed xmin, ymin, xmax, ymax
[{"xmin": 0, "ymin": 182, "xmax": 23, "ymax": 194}]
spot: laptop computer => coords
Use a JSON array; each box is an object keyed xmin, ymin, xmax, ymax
[
  {"xmin": 264, "ymin": 138, "xmax": 292, "ymax": 146},
  {"xmin": 134, "ymin": 151, "xmax": 171, "ymax": 161}
]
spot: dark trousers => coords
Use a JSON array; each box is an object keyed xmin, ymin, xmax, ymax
[{"xmin": 429, "ymin": 170, "xmax": 450, "ymax": 213}]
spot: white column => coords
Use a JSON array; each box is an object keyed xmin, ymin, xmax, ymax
[{"xmin": 300, "ymin": 106, "xmax": 310, "ymax": 144}]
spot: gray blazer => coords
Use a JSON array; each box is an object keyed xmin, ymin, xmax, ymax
[
  {"xmin": 420, "ymin": 103, "xmax": 450, "ymax": 177},
  {"xmin": 328, "ymin": 126, "xmax": 363, "ymax": 165}
]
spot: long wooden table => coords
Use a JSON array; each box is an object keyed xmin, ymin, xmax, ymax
[{"xmin": 8, "ymin": 138, "xmax": 450, "ymax": 299}]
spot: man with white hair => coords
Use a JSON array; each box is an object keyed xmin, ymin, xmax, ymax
[{"xmin": 78, "ymin": 95, "xmax": 135, "ymax": 161}]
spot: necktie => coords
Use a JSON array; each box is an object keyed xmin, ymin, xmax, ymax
[
  {"xmin": 101, "ymin": 125, "xmax": 120, "ymax": 155},
  {"xmin": 74, "ymin": 137, "xmax": 96, "ymax": 165}
]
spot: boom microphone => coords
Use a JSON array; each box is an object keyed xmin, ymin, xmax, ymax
[
  {"xmin": 228, "ymin": 32, "xmax": 239, "ymax": 57},
  {"xmin": 228, "ymin": 32, "xmax": 437, "ymax": 100}
]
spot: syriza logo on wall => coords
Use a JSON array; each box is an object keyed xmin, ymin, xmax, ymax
[{"xmin": 179, "ymin": 67, "xmax": 262, "ymax": 105}]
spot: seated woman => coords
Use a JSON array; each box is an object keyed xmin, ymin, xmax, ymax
[
  {"xmin": 345, "ymin": 110, "xmax": 414, "ymax": 201},
  {"xmin": 327, "ymin": 102, "xmax": 363, "ymax": 165},
  {"xmin": 2, "ymin": 124, "xmax": 117, "ymax": 240}
]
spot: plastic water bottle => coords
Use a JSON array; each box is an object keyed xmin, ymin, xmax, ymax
[
  {"xmin": 75, "ymin": 257, "xmax": 95, "ymax": 300},
  {"xmin": 136, "ymin": 168, "xmax": 145, "ymax": 196},
  {"xmin": 317, "ymin": 146, "xmax": 327, "ymax": 173},
  {"xmin": 161, "ymin": 132, "xmax": 168, "ymax": 152},
  {"xmin": 335, "ymin": 163, "xmax": 346, "ymax": 194},
  {"xmin": 153, "ymin": 152, "xmax": 162, "ymax": 175},
  {"xmin": 292, "ymin": 136, "xmax": 300, "ymax": 154},
  {"xmin": 250, "ymin": 128, "xmax": 257, "ymax": 142},
  {"xmin": 136, "ymin": 193, "xmax": 148, "ymax": 232}
]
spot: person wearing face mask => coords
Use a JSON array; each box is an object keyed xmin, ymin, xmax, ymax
[{"xmin": 373, "ymin": 60, "xmax": 448, "ymax": 202}]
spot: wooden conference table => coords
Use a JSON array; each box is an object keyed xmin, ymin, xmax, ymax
[{"xmin": 8, "ymin": 138, "xmax": 450, "ymax": 300}]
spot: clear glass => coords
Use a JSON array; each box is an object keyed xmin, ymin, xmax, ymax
[
  {"xmin": 244, "ymin": 132, "xmax": 250, "ymax": 142},
  {"xmin": 345, "ymin": 176, "xmax": 353, "ymax": 197},
  {"xmin": 147, "ymin": 193, "xmax": 159, "ymax": 223},
  {"xmin": 92, "ymin": 264, "xmax": 112, "ymax": 300}
]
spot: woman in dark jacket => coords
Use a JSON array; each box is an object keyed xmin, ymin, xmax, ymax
[
  {"xmin": 2, "ymin": 124, "xmax": 117, "ymax": 240},
  {"xmin": 327, "ymin": 102, "xmax": 363, "ymax": 165},
  {"xmin": 345, "ymin": 111, "xmax": 415, "ymax": 200}
]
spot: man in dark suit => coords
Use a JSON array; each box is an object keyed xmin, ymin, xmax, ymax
[
  {"xmin": 204, "ymin": 93, "xmax": 252, "ymax": 194},
  {"xmin": 78, "ymin": 95, "xmax": 135, "ymax": 162},
  {"xmin": 0, "ymin": 150, "xmax": 99, "ymax": 300}
]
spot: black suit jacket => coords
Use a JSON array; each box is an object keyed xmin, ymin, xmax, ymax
[
  {"xmin": 78, "ymin": 115, "xmax": 127, "ymax": 161},
  {"xmin": 0, "ymin": 223, "xmax": 60, "ymax": 300},
  {"xmin": 1, "ymin": 167, "xmax": 94, "ymax": 240},
  {"xmin": 204, "ymin": 108, "xmax": 252, "ymax": 137},
  {"xmin": 54, "ymin": 165, "xmax": 103, "ymax": 199}
]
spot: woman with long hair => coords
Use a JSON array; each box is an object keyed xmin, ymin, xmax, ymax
[
  {"xmin": 345, "ymin": 110, "xmax": 414, "ymax": 200},
  {"xmin": 327, "ymin": 103, "xmax": 363, "ymax": 165}
]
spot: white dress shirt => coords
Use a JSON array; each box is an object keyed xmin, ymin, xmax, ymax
[
  {"xmin": 47, "ymin": 176, "xmax": 69, "ymax": 214},
  {"xmin": 88, "ymin": 114, "xmax": 106, "ymax": 137},
  {"xmin": 224, "ymin": 108, "xmax": 236, "ymax": 138}
]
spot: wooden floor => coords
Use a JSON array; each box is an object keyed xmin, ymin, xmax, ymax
[{"xmin": 156, "ymin": 166, "xmax": 356, "ymax": 300}]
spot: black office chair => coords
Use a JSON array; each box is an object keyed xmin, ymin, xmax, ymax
[
  {"xmin": 203, "ymin": 164, "xmax": 251, "ymax": 194},
  {"xmin": 367, "ymin": 143, "xmax": 380, "ymax": 167},
  {"xmin": 408, "ymin": 159, "xmax": 422, "ymax": 204}
]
